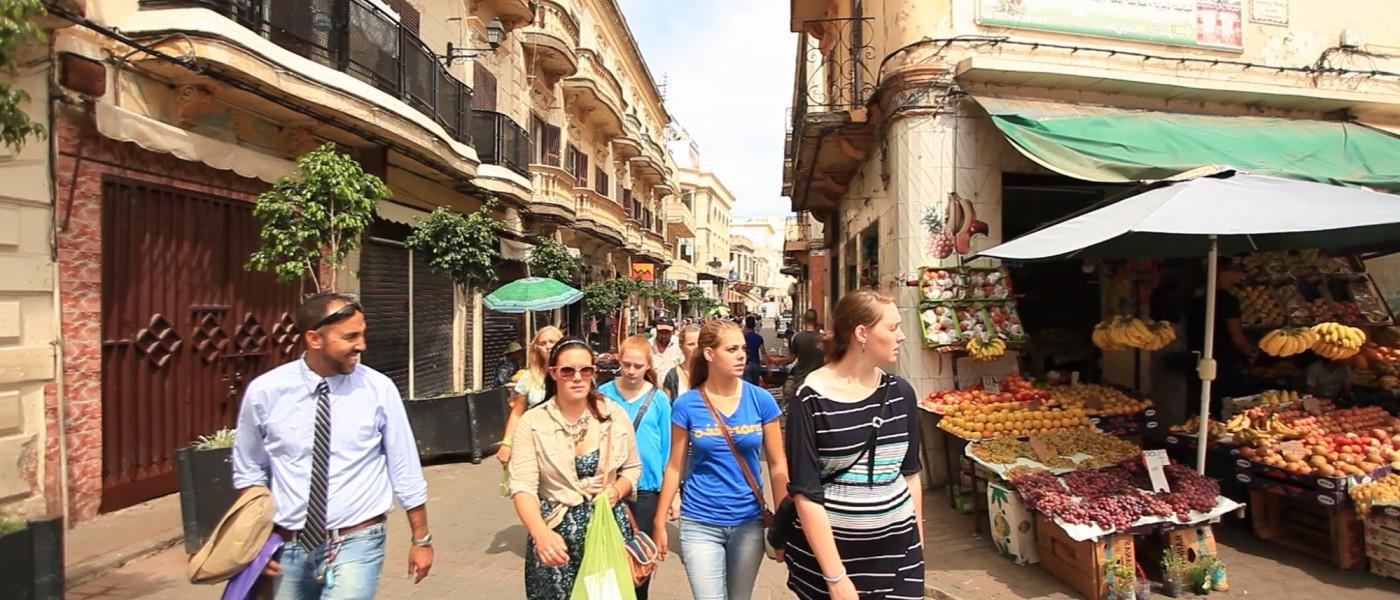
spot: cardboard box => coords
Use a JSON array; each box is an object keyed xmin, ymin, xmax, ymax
[
  {"xmin": 988, "ymin": 482, "xmax": 1038, "ymax": 566},
  {"xmin": 1249, "ymin": 489, "xmax": 1368, "ymax": 570},
  {"xmin": 1235, "ymin": 470, "xmax": 1350, "ymax": 506},
  {"xmin": 1232, "ymin": 456, "xmax": 1390, "ymax": 494},
  {"xmin": 1034, "ymin": 513, "xmax": 1135, "ymax": 600},
  {"xmin": 1373, "ymin": 556, "xmax": 1400, "ymax": 581},
  {"xmin": 1165, "ymin": 525, "xmax": 1219, "ymax": 565}
]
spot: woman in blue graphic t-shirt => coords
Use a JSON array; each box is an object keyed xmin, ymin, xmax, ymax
[{"xmin": 654, "ymin": 319, "xmax": 788, "ymax": 600}]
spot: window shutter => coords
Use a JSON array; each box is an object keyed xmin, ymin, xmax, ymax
[
  {"xmin": 545, "ymin": 125, "xmax": 561, "ymax": 166},
  {"xmin": 473, "ymin": 62, "xmax": 497, "ymax": 110},
  {"xmin": 385, "ymin": 0, "xmax": 420, "ymax": 34}
]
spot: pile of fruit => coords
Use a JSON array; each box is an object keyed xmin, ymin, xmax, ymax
[
  {"xmin": 1230, "ymin": 403, "xmax": 1395, "ymax": 443},
  {"xmin": 1049, "ymin": 384, "xmax": 1153, "ymax": 416},
  {"xmin": 1237, "ymin": 425, "xmax": 1400, "ymax": 478},
  {"xmin": 920, "ymin": 268, "xmax": 965, "ymax": 301},
  {"xmin": 967, "ymin": 336, "xmax": 1006, "ymax": 362},
  {"xmin": 969, "ymin": 430, "xmax": 1140, "ymax": 469},
  {"xmin": 1258, "ymin": 327, "xmax": 1320, "ymax": 357},
  {"xmin": 1238, "ymin": 286, "xmax": 1285, "ymax": 327},
  {"xmin": 1356, "ymin": 341, "xmax": 1400, "ymax": 389},
  {"xmin": 1011, "ymin": 461, "xmax": 1222, "ymax": 531},
  {"xmin": 1349, "ymin": 472, "xmax": 1400, "ymax": 516},
  {"xmin": 1312, "ymin": 321, "xmax": 1366, "ymax": 360},
  {"xmin": 920, "ymin": 374, "xmax": 1052, "ymax": 412},
  {"xmin": 1171, "ymin": 416, "xmax": 1228, "ymax": 439},
  {"xmin": 939, "ymin": 402, "xmax": 1094, "ymax": 440},
  {"xmin": 1092, "ymin": 316, "xmax": 1176, "ymax": 351}
]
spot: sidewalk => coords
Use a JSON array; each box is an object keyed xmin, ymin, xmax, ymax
[{"xmin": 66, "ymin": 459, "xmax": 1400, "ymax": 599}]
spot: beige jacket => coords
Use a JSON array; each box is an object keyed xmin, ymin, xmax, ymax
[{"xmin": 508, "ymin": 397, "xmax": 641, "ymax": 529}]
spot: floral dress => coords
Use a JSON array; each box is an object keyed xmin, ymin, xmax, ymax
[{"xmin": 524, "ymin": 449, "xmax": 636, "ymax": 600}]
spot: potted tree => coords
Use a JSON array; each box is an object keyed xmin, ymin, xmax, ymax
[
  {"xmin": 246, "ymin": 142, "xmax": 384, "ymax": 292},
  {"xmin": 1159, "ymin": 550, "xmax": 1187, "ymax": 598},
  {"xmin": 406, "ymin": 201, "xmax": 507, "ymax": 461},
  {"xmin": 176, "ymin": 428, "xmax": 239, "ymax": 554},
  {"xmin": 1105, "ymin": 563, "xmax": 1136, "ymax": 600},
  {"xmin": 1188, "ymin": 557, "xmax": 1214, "ymax": 595}
]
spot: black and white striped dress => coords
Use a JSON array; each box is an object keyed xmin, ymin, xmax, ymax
[{"xmin": 783, "ymin": 372, "xmax": 924, "ymax": 600}]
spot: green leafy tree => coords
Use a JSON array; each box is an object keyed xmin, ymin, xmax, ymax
[
  {"xmin": 527, "ymin": 237, "xmax": 581, "ymax": 282},
  {"xmin": 248, "ymin": 143, "xmax": 385, "ymax": 291},
  {"xmin": 688, "ymin": 285, "xmax": 721, "ymax": 316},
  {"xmin": 1, "ymin": 0, "xmax": 47, "ymax": 152},
  {"xmin": 654, "ymin": 285, "xmax": 681, "ymax": 313},
  {"xmin": 406, "ymin": 200, "xmax": 502, "ymax": 292}
]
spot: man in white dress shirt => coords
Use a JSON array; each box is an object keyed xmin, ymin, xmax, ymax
[{"xmin": 233, "ymin": 292, "xmax": 433, "ymax": 599}]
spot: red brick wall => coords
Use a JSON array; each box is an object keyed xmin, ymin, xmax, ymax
[{"xmin": 51, "ymin": 106, "xmax": 266, "ymax": 522}]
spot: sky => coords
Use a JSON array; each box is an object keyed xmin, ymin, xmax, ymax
[{"xmin": 617, "ymin": 0, "xmax": 796, "ymax": 218}]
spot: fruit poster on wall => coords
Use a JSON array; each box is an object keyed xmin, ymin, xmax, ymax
[{"xmin": 921, "ymin": 193, "xmax": 989, "ymax": 263}]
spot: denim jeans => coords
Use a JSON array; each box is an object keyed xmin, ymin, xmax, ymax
[
  {"xmin": 272, "ymin": 523, "xmax": 387, "ymax": 600},
  {"xmin": 678, "ymin": 517, "xmax": 765, "ymax": 600}
]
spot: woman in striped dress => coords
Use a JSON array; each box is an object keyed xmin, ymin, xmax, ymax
[{"xmin": 784, "ymin": 290, "xmax": 925, "ymax": 600}]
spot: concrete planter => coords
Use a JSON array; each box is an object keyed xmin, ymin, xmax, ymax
[
  {"xmin": 0, "ymin": 516, "xmax": 64, "ymax": 599},
  {"xmin": 176, "ymin": 446, "xmax": 239, "ymax": 554}
]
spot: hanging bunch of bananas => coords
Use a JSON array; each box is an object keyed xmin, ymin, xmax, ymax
[
  {"xmin": 1258, "ymin": 327, "xmax": 1319, "ymax": 357},
  {"xmin": 1092, "ymin": 316, "xmax": 1175, "ymax": 351},
  {"xmin": 1312, "ymin": 321, "xmax": 1366, "ymax": 360},
  {"xmin": 967, "ymin": 335, "xmax": 1007, "ymax": 361}
]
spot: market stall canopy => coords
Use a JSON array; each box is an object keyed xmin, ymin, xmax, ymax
[
  {"xmin": 974, "ymin": 96, "xmax": 1400, "ymax": 192},
  {"xmin": 976, "ymin": 172, "xmax": 1400, "ymax": 261}
]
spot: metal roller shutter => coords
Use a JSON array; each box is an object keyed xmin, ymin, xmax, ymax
[
  {"xmin": 482, "ymin": 309, "xmax": 520, "ymax": 388},
  {"xmin": 412, "ymin": 251, "xmax": 455, "ymax": 397},
  {"xmin": 360, "ymin": 238, "xmax": 411, "ymax": 395}
]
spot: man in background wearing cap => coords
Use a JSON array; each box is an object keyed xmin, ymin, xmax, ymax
[
  {"xmin": 651, "ymin": 316, "xmax": 684, "ymax": 375},
  {"xmin": 495, "ymin": 341, "xmax": 526, "ymax": 387},
  {"xmin": 233, "ymin": 292, "xmax": 433, "ymax": 599}
]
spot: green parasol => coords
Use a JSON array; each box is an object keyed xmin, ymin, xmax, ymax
[{"xmin": 483, "ymin": 277, "xmax": 583, "ymax": 313}]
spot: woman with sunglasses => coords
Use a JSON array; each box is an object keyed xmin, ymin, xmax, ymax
[
  {"xmin": 508, "ymin": 338, "xmax": 641, "ymax": 599},
  {"xmin": 498, "ymin": 326, "xmax": 563, "ymax": 465},
  {"xmin": 654, "ymin": 320, "xmax": 788, "ymax": 600},
  {"xmin": 598, "ymin": 335, "xmax": 674, "ymax": 600}
]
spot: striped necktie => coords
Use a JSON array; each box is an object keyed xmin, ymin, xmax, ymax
[{"xmin": 299, "ymin": 380, "xmax": 332, "ymax": 550}]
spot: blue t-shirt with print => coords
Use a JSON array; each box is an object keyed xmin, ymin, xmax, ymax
[{"xmin": 672, "ymin": 381, "xmax": 782, "ymax": 526}]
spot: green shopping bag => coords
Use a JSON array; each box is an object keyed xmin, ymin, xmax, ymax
[{"xmin": 569, "ymin": 495, "xmax": 636, "ymax": 600}]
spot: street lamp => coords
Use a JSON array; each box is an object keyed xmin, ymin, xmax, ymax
[{"xmin": 441, "ymin": 18, "xmax": 505, "ymax": 65}]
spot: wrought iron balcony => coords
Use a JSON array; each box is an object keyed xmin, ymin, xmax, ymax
[
  {"xmin": 522, "ymin": 0, "xmax": 580, "ymax": 82},
  {"xmin": 784, "ymin": 16, "xmax": 877, "ymax": 213},
  {"xmin": 785, "ymin": 211, "xmax": 825, "ymax": 253},
  {"xmin": 471, "ymin": 111, "xmax": 531, "ymax": 177},
  {"xmin": 140, "ymin": 0, "xmax": 474, "ymax": 146}
]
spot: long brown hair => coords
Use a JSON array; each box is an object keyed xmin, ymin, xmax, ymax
[
  {"xmin": 825, "ymin": 290, "xmax": 895, "ymax": 363},
  {"xmin": 544, "ymin": 338, "xmax": 610, "ymax": 422},
  {"xmin": 688, "ymin": 319, "xmax": 741, "ymax": 390},
  {"xmin": 619, "ymin": 335, "xmax": 659, "ymax": 387}
]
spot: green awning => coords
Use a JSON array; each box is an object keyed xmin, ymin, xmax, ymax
[{"xmin": 974, "ymin": 96, "xmax": 1400, "ymax": 192}]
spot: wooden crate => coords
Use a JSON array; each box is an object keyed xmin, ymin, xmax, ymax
[
  {"xmin": 1249, "ymin": 489, "xmax": 1366, "ymax": 570},
  {"xmin": 1034, "ymin": 513, "xmax": 1135, "ymax": 600}
]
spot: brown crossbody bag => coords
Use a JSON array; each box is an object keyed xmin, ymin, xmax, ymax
[{"xmin": 698, "ymin": 387, "xmax": 774, "ymax": 528}]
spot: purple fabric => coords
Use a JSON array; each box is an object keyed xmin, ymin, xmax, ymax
[{"xmin": 221, "ymin": 533, "xmax": 284, "ymax": 600}]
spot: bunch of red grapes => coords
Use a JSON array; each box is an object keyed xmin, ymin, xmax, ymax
[{"xmin": 1010, "ymin": 460, "xmax": 1222, "ymax": 532}]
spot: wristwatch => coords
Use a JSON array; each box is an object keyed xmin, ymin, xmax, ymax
[{"xmin": 412, "ymin": 533, "xmax": 433, "ymax": 547}]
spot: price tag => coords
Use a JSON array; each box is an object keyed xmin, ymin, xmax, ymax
[
  {"xmin": 982, "ymin": 375, "xmax": 1001, "ymax": 394},
  {"xmin": 1028, "ymin": 436, "xmax": 1056, "ymax": 462},
  {"xmin": 1281, "ymin": 440, "xmax": 1308, "ymax": 460},
  {"xmin": 1142, "ymin": 450, "xmax": 1171, "ymax": 493},
  {"xmin": 1303, "ymin": 397, "xmax": 1320, "ymax": 413},
  {"xmin": 1070, "ymin": 371, "xmax": 1081, "ymax": 385}
]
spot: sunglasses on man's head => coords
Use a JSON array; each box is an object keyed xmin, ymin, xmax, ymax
[
  {"xmin": 552, "ymin": 365, "xmax": 596, "ymax": 379},
  {"xmin": 311, "ymin": 302, "xmax": 363, "ymax": 330}
]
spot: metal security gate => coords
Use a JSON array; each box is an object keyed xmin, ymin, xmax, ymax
[
  {"xmin": 360, "ymin": 219, "xmax": 457, "ymax": 399},
  {"xmin": 100, "ymin": 177, "xmax": 301, "ymax": 512}
]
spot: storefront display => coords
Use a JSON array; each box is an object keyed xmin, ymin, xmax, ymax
[{"xmin": 919, "ymin": 266, "xmax": 1028, "ymax": 350}]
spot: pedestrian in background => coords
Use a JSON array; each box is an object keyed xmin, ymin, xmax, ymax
[
  {"xmin": 783, "ymin": 310, "xmax": 825, "ymax": 406},
  {"xmin": 651, "ymin": 316, "xmax": 685, "ymax": 376},
  {"xmin": 599, "ymin": 335, "xmax": 674, "ymax": 600},
  {"xmin": 496, "ymin": 341, "xmax": 526, "ymax": 387},
  {"xmin": 498, "ymin": 326, "xmax": 563, "ymax": 465},
  {"xmin": 508, "ymin": 338, "xmax": 641, "ymax": 599},
  {"xmin": 783, "ymin": 290, "xmax": 924, "ymax": 600},
  {"xmin": 233, "ymin": 292, "xmax": 434, "ymax": 599},
  {"xmin": 654, "ymin": 319, "xmax": 788, "ymax": 600},
  {"xmin": 741, "ymin": 316, "xmax": 770, "ymax": 385},
  {"xmin": 662, "ymin": 325, "xmax": 702, "ymax": 400}
]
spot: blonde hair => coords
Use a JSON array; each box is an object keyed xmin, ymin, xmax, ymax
[
  {"xmin": 688, "ymin": 319, "xmax": 741, "ymax": 390},
  {"xmin": 525, "ymin": 326, "xmax": 563, "ymax": 385},
  {"xmin": 619, "ymin": 335, "xmax": 659, "ymax": 386}
]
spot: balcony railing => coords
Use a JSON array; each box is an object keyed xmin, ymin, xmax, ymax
[
  {"xmin": 533, "ymin": 0, "xmax": 580, "ymax": 46},
  {"xmin": 471, "ymin": 111, "xmax": 532, "ymax": 177},
  {"xmin": 790, "ymin": 17, "xmax": 874, "ymax": 134},
  {"xmin": 141, "ymin": 0, "xmax": 475, "ymax": 145}
]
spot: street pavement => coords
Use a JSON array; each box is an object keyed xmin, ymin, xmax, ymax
[{"xmin": 68, "ymin": 459, "xmax": 793, "ymax": 600}]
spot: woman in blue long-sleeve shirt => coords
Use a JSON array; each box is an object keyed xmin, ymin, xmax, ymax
[{"xmin": 598, "ymin": 334, "xmax": 672, "ymax": 599}]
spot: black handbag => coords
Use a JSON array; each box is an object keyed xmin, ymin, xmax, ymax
[{"xmin": 766, "ymin": 374, "xmax": 892, "ymax": 550}]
